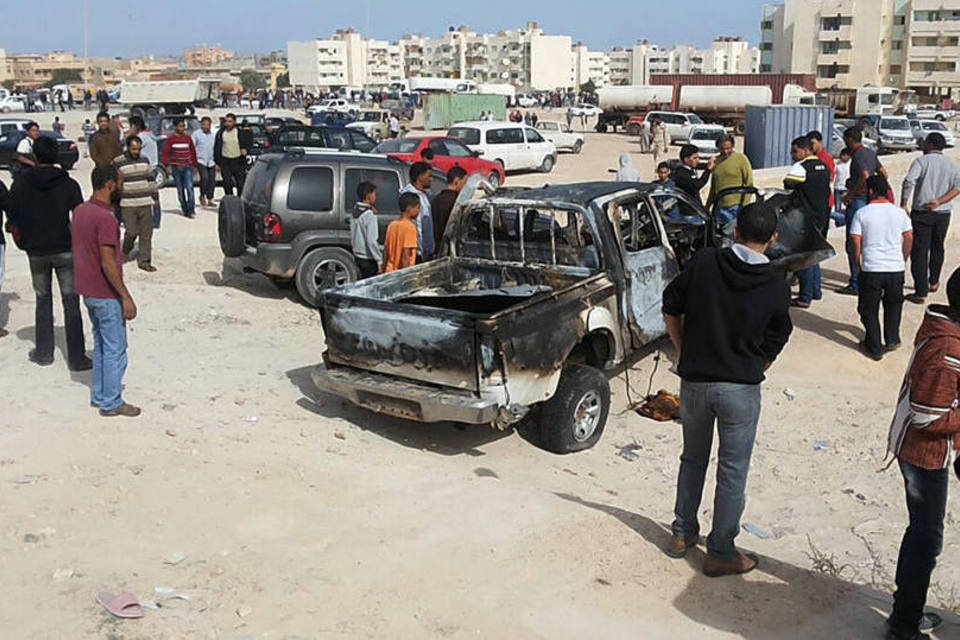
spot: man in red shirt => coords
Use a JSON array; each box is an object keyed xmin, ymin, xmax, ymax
[
  {"xmin": 808, "ymin": 130, "xmax": 836, "ymax": 210},
  {"xmin": 72, "ymin": 166, "xmax": 141, "ymax": 417},
  {"xmin": 161, "ymin": 119, "xmax": 198, "ymax": 218}
]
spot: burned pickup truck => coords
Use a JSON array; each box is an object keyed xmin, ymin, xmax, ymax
[{"xmin": 311, "ymin": 176, "xmax": 833, "ymax": 453}]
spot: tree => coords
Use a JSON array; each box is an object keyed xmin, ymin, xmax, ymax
[
  {"xmin": 580, "ymin": 79, "xmax": 597, "ymax": 95},
  {"xmin": 275, "ymin": 72, "xmax": 290, "ymax": 88},
  {"xmin": 45, "ymin": 68, "xmax": 82, "ymax": 88},
  {"xmin": 239, "ymin": 69, "xmax": 266, "ymax": 92}
]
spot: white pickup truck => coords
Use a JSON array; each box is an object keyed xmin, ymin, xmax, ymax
[{"xmin": 535, "ymin": 121, "xmax": 584, "ymax": 153}]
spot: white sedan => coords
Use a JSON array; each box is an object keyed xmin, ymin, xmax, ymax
[
  {"xmin": 569, "ymin": 103, "xmax": 602, "ymax": 118},
  {"xmin": 0, "ymin": 96, "xmax": 27, "ymax": 113}
]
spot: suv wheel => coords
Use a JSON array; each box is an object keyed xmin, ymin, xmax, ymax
[
  {"xmin": 539, "ymin": 155, "xmax": 555, "ymax": 173},
  {"xmin": 536, "ymin": 364, "xmax": 610, "ymax": 454},
  {"xmin": 295, "ymin": 247, "xmax": 359, "ymax": 308},
  {"xmin": 218, "ymin": 195, "xmax": 245, "ymax": 258},
  {"xmin": 153, "ymin": 166, "xmax": 167, "ymax": 189}
]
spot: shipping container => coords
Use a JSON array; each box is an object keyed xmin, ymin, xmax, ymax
[
  {"xmin": 423, "ymin": 93, "xmax": 508, "ymax": 130},
  {"xmin": 743, "ymin": 105, "xmax": 834, "ymax": 170},
  {"xmin": 651, "ymin": 73, "xmax": 816, "ymax": 105}
]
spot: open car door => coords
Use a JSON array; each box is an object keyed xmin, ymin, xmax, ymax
[{"xmin": 711, "ymin": 186, "xmax": 836, "ymax": 274}]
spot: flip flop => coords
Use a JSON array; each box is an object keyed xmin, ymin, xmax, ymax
[{"xmin": 96, "ymin": 591, "xmax": 144, "ymax": 619}]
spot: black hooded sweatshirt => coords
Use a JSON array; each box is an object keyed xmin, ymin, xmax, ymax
[
  {"xmin": 6, "ymin": 166, "xmax": 83, "ymax": 256},
  {"xmin": 662, "ymin": 246, "xmax": 793, "ymax": 384}
]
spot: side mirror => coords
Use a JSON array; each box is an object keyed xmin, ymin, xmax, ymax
[{"xmin": 473, "ymin": 150, "xmax": 483, "ymax": 157}]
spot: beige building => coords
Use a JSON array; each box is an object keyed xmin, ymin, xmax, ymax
[
  {"xmin": 606, "ymin": 39, "xmax": 757, "ymax": 86},
  {"xmin": 761, "ymin": 0, "xmax": 960, "ymax": 95},
  {"xmin": 184, "ymin": 44, "xmax": 235, "ymax": 68},
  {"xmin": 572, "ymin": 43, "xmax": 610, "ymax": 88},
  {"xmin": 288, "ymin": 29, "xmax": 404, "ymax": 90},
  {"xmin": 0, "ymin": 48, "xmax": 10, "ymax": 84}
]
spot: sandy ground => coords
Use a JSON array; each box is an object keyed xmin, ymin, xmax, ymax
[{"xmin": 3, "ymin": 107, "xmax": 960, "ymax": 640}]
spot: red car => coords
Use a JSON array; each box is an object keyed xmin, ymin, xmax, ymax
[{"xmin": 374, "ymin": 136, "xmax": 506, "ymax": 188}]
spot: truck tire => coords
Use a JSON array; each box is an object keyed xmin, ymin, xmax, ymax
[
  {"xmin": 539, "ymin": 155, "xmax": 555, "ymax": 173},
  {"xmin": 626, "ymin": 123, "xmax": 640, "ymax": 137},
  {"xmin": 537, "ymin": 364, "xmax": 610, "ymax": 454},
  {"xmin": 572, "ymin": 140, "xmax": 583, "ymax": 154},
  {"xmin": 295, "ymin": 247, "xmax": 358, "ymax": 308},
  {"xmin": 218, "ymin": 195, "xmax": 245, "ymax": 258},
  {"xmin": 596, "ymin": 123, "xmax": 608, "ymax": 133}
]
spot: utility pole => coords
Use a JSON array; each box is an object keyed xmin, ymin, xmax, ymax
[{"xmin": 82, "ymin": 0, "xmax": 89, "ymax": 81}]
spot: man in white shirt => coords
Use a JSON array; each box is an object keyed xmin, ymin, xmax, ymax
[
  {"xmin": 126, "ymin": 116, "xmax": 157, "ymax": 169},
  {"xmin": 14, "ymin": 121, "xmax": 40, "ymax": 177},
  {"xmin": 850, "ymin": 175, "xmax": 914, "ymax": 361},
  {"xmin": 192, "ymin": 117, "xmax": 217, "ymax": 207},
  {"xmin": 388, "ymin": 114, "xmax": 400, "ymax": 139}
]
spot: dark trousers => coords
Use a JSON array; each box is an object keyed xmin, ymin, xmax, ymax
[
  {"xmin": 845, "ymin": 198, "xmax": 867, "ymax": 290},
  {"xmin": 355, "ymin": 257, "xmax": 379, "ymax": 280},
  {"xmin": 888, "ymin": 460, "xmax": 948, "ymax": 638},
  {"xmin": 219, "ymin": 158, "xmax": 247, "ymax": 196},
  {"xmin": 28, "ymin": 252, "xmax": 86, "ymax": 366},
  {"xmin": 857, "ymin": 271, "xmax": 904, "ymax": 357},
  {"xmin": 910, "ymin": 211, "xmax": 951, "ymax": 297},
  {"xmin": 198, "ymin": 164, "xmax": 216, "ymax": 200}
]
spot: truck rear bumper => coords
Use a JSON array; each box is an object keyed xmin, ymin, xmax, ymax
[{"xmin": 311, "ymin": 363, "xmax": 499, "ymax": 425}]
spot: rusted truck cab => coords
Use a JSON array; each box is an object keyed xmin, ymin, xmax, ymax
[{"xmin": 312, "ymin": 176, "xmax": 832, "ymax": 453}]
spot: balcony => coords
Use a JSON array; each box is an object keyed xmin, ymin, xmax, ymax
[
  {"xmin": 819, "ymin": 25, "xmax": 853, "ymax": 41},
  {"xmin": 911, "ymin": 19, "xmax": 960, "ymax": 34},
  {"xmin": 906, "ymin": 69, "xmax": 960, "ymax": 86},
  {"xmin": 909, "ymin": 45, "xmax": 960, "ymax": 59},
  {"xmin": 818, "ymin": 50, "xmax": 853, "ymax": 65}
]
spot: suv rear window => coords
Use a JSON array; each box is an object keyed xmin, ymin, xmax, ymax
[
  {"xmin": 486, "ymin": 128, "xmax": 524, "ymax": 144},
  {"xmin": 344, "ymin": 168, "xmax": 401, "ymax": 215},
  {"xmin": 242, "ymin": 156, "xmax": 282, "ymax": 213},
  {"xmin": 448, "ymin": 127, "xmax": 481, "ymax": 145},
  {"xmin": 287, "ymin": 167, "xmax": 334, "ymax": 211}
]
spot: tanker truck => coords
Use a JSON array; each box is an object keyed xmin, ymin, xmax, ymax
[
  {"xmin": 675, "ymin": 85, "xmax": 773, "ymax": 133},
  {"xmin": 595, "ymin": 85, "xmax": 674, "ymax": 133}
]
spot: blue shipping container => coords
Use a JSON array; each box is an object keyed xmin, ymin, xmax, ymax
[{"xmin": 744, "ymin": 105, "xmax": 834, "ymax": 170}]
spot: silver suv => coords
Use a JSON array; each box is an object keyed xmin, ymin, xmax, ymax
[{"xmin": 218, "ymin": 149, "xmax": 445, "ymax": 307}]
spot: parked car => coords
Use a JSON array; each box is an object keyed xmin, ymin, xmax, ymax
[
  {"xmin": 446, "ymin": 121, "xmax": 557, "ymax": 173},
  {"xmin": 831, "ymin": 123, "xmax": 878, "ymax": 156},
  {"xmin": 270, "ymin": 125, "xmax": 378, "ymax": 154},
  {"xmin": 310, "ymin": 110, "xmax": 357, "ymax": 128},
  {"xmin": 876, "ymin": 116, "xmax": 918, "ymax": 153},
  {"xmin": 347, "ymin": 109, "xmax": 390, "ymax": 142},
  {"xmin": 0, "ymin": 96, "xmax": 27, "ymax": 113},
  {"xmin": 241, "ymin": 121, "xmax": 271, "ymax": 158},
  {"xmin": 264, "ymin": 116, "xmax": 303, "ymax": 133},
  {"xmin": 374, "ymin": 136, "xmax": 506, "ymax": 188},
  {"xmin": 910, "ymin": 118, "xmax": 956, "ymax": 148},
  {"xmin": 535, "ymin": 120, "xmax": 584, "ymax": 153},
  {"xmin": 0, "ymin": 119, "xmax": 34, "ymax": 135},
  {"xmin": 642, "ymin": 111, "xmax": 705, "ymax": 143},
  {"xmin": 686, "ymin": 125, "xmax": 726, "ymax": 165},
  {"xmin": 517, "ymin": 94, "xmax": 538, "ymax": 108},
  {"xmin": 569, "ymin": 103, "xmax": 602, "ymax": 118},
  {"xmin": 0, "ymin": 130, "xmax": 79, "ymax": 171},
  {"xmin": 310, "ymin": 177, "xmax": 834, "ymax": 454},
  {"xmin": 914, "ymin": 107, "xmax": 956, "ymax": 122},
  {"xmin": 307, "ymin": 99, "xmax": 354, "ymax": 114},
  {"xmin": 217, "ymin": 150, "xmax": 446, "ymax": 306}
]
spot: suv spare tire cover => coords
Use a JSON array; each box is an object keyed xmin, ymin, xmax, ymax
[{"xmin": 218, "ymin": 195, "xmax": 245, "ymax": 258}]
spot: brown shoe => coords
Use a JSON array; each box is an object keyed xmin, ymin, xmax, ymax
[
  {"xmin": 138, "ymin": 264, "xmax": 157, "ymax": 272},
  {"xmin": 99, "ymin": 403, "xmax": 142, "ymax": 418},
  {"xmin": 665, "ymin": 535, "xmax": 699, "ymax": 559},
  {"xmin": 930, "ymin": 282, "xmax": 940, "ymax": 293},
  {"xmin": 703, "ymin": 551, "xmax": 759, "ymax": 577}
]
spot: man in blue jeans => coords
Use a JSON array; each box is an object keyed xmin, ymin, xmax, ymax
[
  {"xmin": 662, "ymin": 202, "xmax": 793, "ymax": 576},
  {"xmin": 71, "ymin": 166, "xmax": 141, "ymax": 417},
  {"xmin": 160, "ymin": 119, "xmax": 197, "ymax": 218}
]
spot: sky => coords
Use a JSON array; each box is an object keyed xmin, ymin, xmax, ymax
[{"xmin": 2, "ymin": 0, "xmax": 771, "ymax": 58}]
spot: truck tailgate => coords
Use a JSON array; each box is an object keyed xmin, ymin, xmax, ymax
[{"xmin": 321, "ymin": 297, "xmax": 478, "ymax": 391}]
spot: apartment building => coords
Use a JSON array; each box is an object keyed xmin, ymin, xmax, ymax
[
  {"xmin": 184, "ymin": 44, "xmax": 235, "ymax": 68},
  {"xmin": 606, "ymin": 39, "xmax": 758, "ymax": 86},
  {"xmin": 288, "ymin": 29, "xmax": 404, "ymax": 91},
  {"xmin": 400, "ymin": 23, "xmax": 574, "ymax": 91},
  {"xmin": 0, "ymin": 48, "xmax": 10, "ymax": 84},
  {"xmin": 761, "ymin": 0, "xmax": 960, "ymax": 95},
  {"xmin": 572, "ymin": 43, "xmax": 611, "ymax": 88}
]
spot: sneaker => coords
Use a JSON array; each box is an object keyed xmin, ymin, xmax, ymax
[
  {"xmin": 69, "ymin": 356, "xmax": 93, "ymax": 372},
  {"xmin": 28, "ymin": 349, "xmax": 54, "ymax": 366},
  {"xmin": 836, "ymin": 285, "xmax": 858, "ymax": 296},
  {"xmin": 905, "ymin": 294, "xmax": 927, "ymax": 305},
  {"xmin": 665, "ymin": 535, "xmax": 699, "ymax": 559},
  {"xmin": 99, "ymin": 403, "xmax": 142, "ymax": 418},
  {"xmin": 702, "ymin": 551, "xmax": 759, "ymax": 577}
]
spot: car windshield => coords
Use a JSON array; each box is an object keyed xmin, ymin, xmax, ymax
[
  {"xmin": 373, "ymin": 139, "xmax": 420, "ymax": 154},
  {"xmin": 688, "ymin": 114, "xmax": 704, "ymax": 124},
  {"xmin": 447, "ymin": 127, "xmax": 481, "ymax": 146},
  {"xmin": 242, "ymin": 156, "xmax": 281, "ymax": 213},
  {"xmin": 881, "ymin": 118, "xmax": 910, "ymax": 130},
  {"xmin": 359, "ymin": 112, "xmax": 382, "ymax": 122},
  {"xmin": 692, "ymin": 129, "xmax": 722, "ymax": 141}
]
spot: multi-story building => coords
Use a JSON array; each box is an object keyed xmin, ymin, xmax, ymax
[
  {"xmin": 288, "ymin": 29, "xmax": 404, "ymax": 91},
  {"xmin": 572, "ymin": 43, "xmax": 610, "ymax": 88},
  {"xmin": 184, "ymin": 44, "xmax": 235, "ymax": 68},
  {"xmin": 761, "ymin": 0, "xmax": 960, "ymax": 96},
  {"xmin": 0, "ymin": 48, "xmax": 10, "ymax": 84},
  {"xmin": 606, "ymin": 39, "xmax": 757, "ymax": 85}
]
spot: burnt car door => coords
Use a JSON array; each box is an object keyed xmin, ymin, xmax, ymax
[{"xmin": 605, "ymin": 193, "xmax": 681, "ymax": 347}]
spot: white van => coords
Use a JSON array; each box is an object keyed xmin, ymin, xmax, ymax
[{"xmin": 446, "ymin": 121, "xmax": 557, "ymax": 173}]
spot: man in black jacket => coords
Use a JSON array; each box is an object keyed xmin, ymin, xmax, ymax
[
  {"xmin": 6, "ymin": 137, "xmax": 90, "ymax": 369},
  {"xmin": 674, "ymin": 144, "xmax": 716, "ymax": 214},
  {"xmin": 213, "ymin": 113, "xmax": 253, "ymax": 196},
  {"xmin": 662, "ymin": 201, "xmax": 793, "ymax": 577},
  {"xmin": 784, "ymin": 136, "xmax": 831, "ymax": 308}
]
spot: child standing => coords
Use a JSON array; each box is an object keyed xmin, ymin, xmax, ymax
[
  {"xmin": 832, "ymin": 148, "xmax": 851, "ymax": 227},
  {"xmin": 350, "ymin": 181, "xmax": 382, "ymax": 279},
  {"xmin": 382, "ymin": 192, "xmax": 421, "ymax": 273},
  {"xmin": 81, "ymin": 119, "xmax": 96, "ymax": 158}
]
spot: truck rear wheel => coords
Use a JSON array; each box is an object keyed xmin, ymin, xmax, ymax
[
  {"xmin": 218, "ymin": 196, "xmax": 245, "ymax": 258},
  {"xmin": 295, "ymin": 247, "xmax": 358, "ymax": 308},
  {"xmin": 537, "ymin": 364, "xmax": 610, "ymax": 454}
]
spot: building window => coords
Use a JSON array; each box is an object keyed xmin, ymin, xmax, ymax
[
  {"xmin": 817, "ymin": 64, "xmax": 850, "ymax": 78},
  {"xmin": 889, "ymin": 65, "xmax": 902, "ymax": 75},
  {"xmin": 914, "ymin": 9, "xmax": 960, "ymax": 21},
  {"xmin": 761, "ymin": 20, "xmax": 774, "ymax": 29}
]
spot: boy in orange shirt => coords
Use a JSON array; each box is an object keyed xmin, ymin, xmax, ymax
[{"xmin": 382, "ymin": 192, "xmax": 421, "ymax": 272}]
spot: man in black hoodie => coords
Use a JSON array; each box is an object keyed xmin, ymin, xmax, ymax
[
  {"xmin": 6, "ymin": 136, "xmax": 90, "ymax": 369},
  {"xmin": 661, "ymin": 201, "xmax": 793, "ymax": 577}
]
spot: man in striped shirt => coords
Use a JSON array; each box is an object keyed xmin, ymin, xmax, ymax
[
  {"xmin": 161, "ymin": 119, "xmax": 198, "ymax": 218},
  {"xmin": 113, "ymin": 137, "xmax": 159, "ymax": 272}
]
